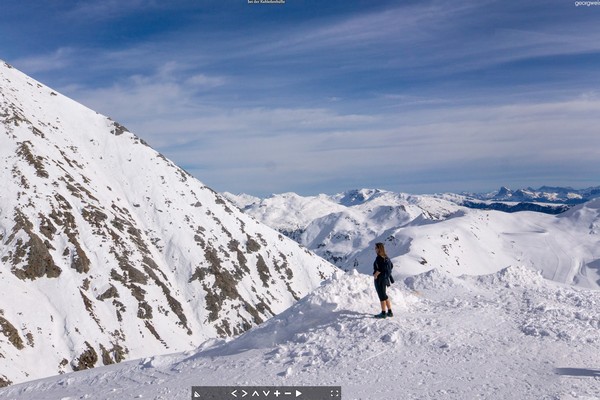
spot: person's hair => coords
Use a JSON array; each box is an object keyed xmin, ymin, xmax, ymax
[{"xmin": 375, "ymin": 242, "xmax": 387, "ymax": 258}]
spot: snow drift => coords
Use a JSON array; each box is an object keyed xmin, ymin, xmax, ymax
[{"xmin": 1, "ymin": 267, "xmax": 599, "ymax": 399}]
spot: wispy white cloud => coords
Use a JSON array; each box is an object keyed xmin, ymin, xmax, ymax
[
  {"xmin": 64, "ymin": 0, "xmax": 159, "ymax": 21},
  {"xmin": 11, "ymin": 1, "xmax": 600, "ymax": 195},
  {"xmin": 12, "ymin": 48, "xmax": 75, "ymax": 73},
  {"xmin": 240, "ymin": 1, "xmax": 600, "ymax": 77},
  {"xmin": 62, "ymin": 61, "xmax": 600, "ymax": 195},
  {"xmin": 62, "ymin": 62, "xmax": 229, "ymax": 121},
  {"xmin": 186, "ymin": 74, "xmax": 227, "ymax": 88}
]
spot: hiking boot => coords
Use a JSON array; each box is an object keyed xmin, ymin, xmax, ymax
[
  {"xmin": 387, "ymin": 310, "xmax": 393, "ymax": 317},
  {"xmin": 374, "ymin": 311, "xmax": 387, "ymax": 319}
]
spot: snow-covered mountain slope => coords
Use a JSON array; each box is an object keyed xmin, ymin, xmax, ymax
[
  {"xmin": 2, "ymin": 268, "xmax": 599, "ymax": 400},
  {"xmin": 0, "ymin": 61, "xmax": 336, "ymax": 386},
  {"xmin": 224, "ymin": 189, "xmax": 462, "ymax": 267},
  {"xmin": 223, "ymin": 192, "xmax": 349, "ymax": 242},
  {"xmin": 386, "ymin": 198, "xmax": 600, "ymax": 288},
  {"xmin": 225, "ymin": 190, "xmax": 600, "ymax": 289}
]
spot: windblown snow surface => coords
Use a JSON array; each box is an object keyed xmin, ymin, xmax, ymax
[{"xmin": 1, "ymin": 267, "xmax": 599, "ymax": 400}]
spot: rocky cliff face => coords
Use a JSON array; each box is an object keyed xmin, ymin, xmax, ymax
[{"xmin": 0, "ymin": 61, "xmax": 336, "ymax": 386}]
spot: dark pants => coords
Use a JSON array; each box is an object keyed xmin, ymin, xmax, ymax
[{"xmin": 374, "ymin": 277, "xmax": 388, "ymax": 301}]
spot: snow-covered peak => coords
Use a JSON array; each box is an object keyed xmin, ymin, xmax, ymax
[
  {"xmin": 0, "ymin": 60, "xmax": 336, "ymax": 386},
  {"xmin": 224, "ymin": 191, "xmax": 348, "ymax": 236},
  {"xmin": 330, "ymin": 188, "xmax": 386, "ymax": 206},
  {"xmin": 221, "ymin": 192, "xmax": 261, "ymax": 210}
]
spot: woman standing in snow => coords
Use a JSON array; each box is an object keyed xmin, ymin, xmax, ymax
[{"xmin": 373, "ymin": 242, "xmax": 393, "ymax": 318}]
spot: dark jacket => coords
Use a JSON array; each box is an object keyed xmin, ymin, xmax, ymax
[{"xmin": 373, "ymin": 255, "xmax": 392, "ymax": 284}]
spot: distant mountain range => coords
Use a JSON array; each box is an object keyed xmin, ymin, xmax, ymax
[
  {"xmin": 469, "ymin": 185, "xmax": 600, "ymax": 203},
  {"xmin": 224, "ymin": 189, "xmax": 600, "ymax": 290},
  {"xmin": 458, "ymin": 185, "xmax": 600, "ymax": 213}
]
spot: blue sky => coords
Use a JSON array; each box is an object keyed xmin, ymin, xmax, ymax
[{"xmin": 2, "ymin": 0, "xmax": 600, "ymax": 197}]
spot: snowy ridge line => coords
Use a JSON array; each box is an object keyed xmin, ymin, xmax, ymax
[
  {"xmin": 462, "ymin": 185, "xmax": 600, "ymax": 205},
  {"xmin": 0, "ymin": 267, "xmax": 599, "ymax": 399}
]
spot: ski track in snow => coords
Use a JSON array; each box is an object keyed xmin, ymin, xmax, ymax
[{"xmin": 1, "ymin": 268, "xmax": 599, "ymax": 400}]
